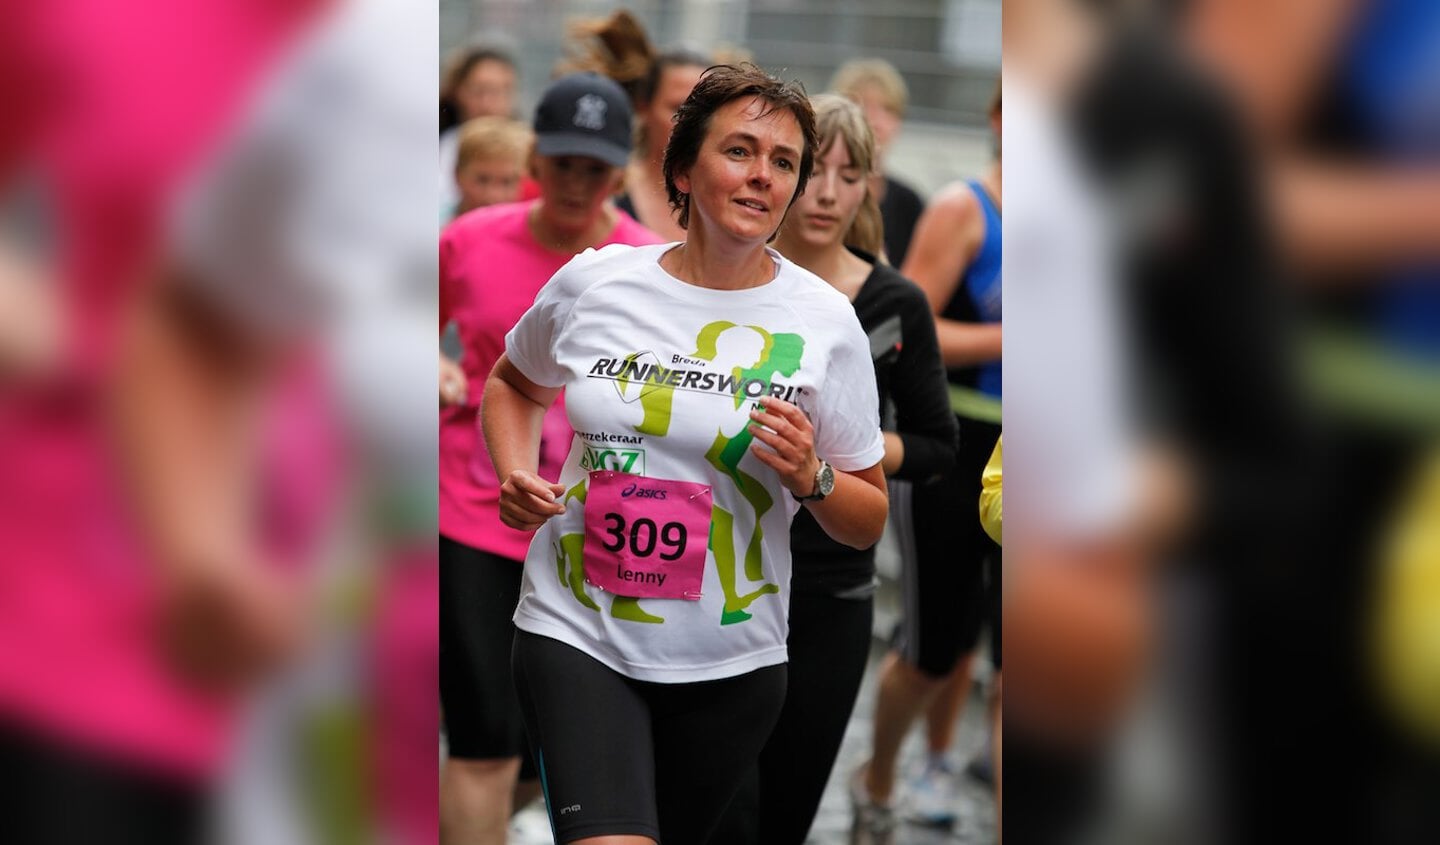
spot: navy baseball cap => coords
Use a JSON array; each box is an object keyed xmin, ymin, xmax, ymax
[{"xmin": 532, "ymin": 72, "xmax": 634, "ymax": 168}]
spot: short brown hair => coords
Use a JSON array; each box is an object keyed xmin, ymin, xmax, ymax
[{"xmin": 663, "ymin": 63, "xmax": 818, "ymax": 232}]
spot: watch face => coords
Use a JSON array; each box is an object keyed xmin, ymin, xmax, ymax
[{"xmin": 817, "ymin": 462, "xmax": 835, "ymax": 496}]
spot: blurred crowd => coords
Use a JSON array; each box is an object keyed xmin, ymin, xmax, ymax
[
  {"xmin": 0, "ymin": 0, "xmax": 1437, "ymax": 843},
  {"xmin": 1005, "ymin": 1, "xmax": 1440, "ymax": 843},
  {"xmin": 436, "ymin": 9, "xmax": 1001, "ymax": 845}
]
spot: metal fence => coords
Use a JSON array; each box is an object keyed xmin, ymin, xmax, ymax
[{"xmin": 441, "ymin": 0, "xmax": 1000, "ymax": 129}]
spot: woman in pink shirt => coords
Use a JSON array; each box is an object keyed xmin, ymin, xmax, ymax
[{"xmin": 436, "ymin": 72, "xmax": 663, "ymax": 843}]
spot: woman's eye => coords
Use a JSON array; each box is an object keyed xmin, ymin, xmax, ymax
[
  {"xmin": 776, "ymin": 158, "xmax": 793, "ymax": 171},
  {"xmin": 727, "ymin": 147, "xmax": 746, "ymax": 157}
]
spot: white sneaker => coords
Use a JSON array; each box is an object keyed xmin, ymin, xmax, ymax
[
  {"xmin": 906, "ymin": 758, "xmax": 960, "ymax": 827},
  {"xmin": 849, "ymin": 764, "xmax": 898, "ymax": 845},
  {"xmin": 508, "ymin": 802, "xmax": 554, "ymax": 844}
]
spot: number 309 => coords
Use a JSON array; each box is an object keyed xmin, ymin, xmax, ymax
[{"xmin": 600, "ymin": 513, "xmax": 687, "ymax": 561}]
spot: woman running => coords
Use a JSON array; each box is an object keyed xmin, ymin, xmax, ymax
[{"xmin": 482, "ymin": 64, "xmax": 891, "ymax": 845}]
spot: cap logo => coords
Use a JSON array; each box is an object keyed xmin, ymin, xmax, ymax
[{"xmin": 574, "ymin": 94, "xmax": 608, "ymax": 131}]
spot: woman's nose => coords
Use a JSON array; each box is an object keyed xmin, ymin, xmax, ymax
[
  {"xmin": 815, "ymin": 174, "xmax": 837, "ymax": 204},
  {"xmin": 748, "ymin": 157, "xmax": 772, "ymax": 187}
]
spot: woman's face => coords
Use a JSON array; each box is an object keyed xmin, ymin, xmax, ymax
[
  {"xmin": 675, "ymin": 96, "xmax": 804, "ymax": 245},
  {"xmin": 532, "ymin": 153, "xmax": 622, "ymax": 234},
  {"xmin": 456, "ymin": 59, "xmax": 516, "ymax": 122},
  {"xmin": 852, "ymin": 84, "xmax": 900, "ymax": 156},
  {"xmin": 782, "ymin": 138, "xmax": 867, "ymax": 250},
  {"xmin": 455, "ymin": 157, "xmax": 523, "ymax": 215},
  {"xmin": 643, "ymin": 64, "xmax": 705, "ymax": 159}
]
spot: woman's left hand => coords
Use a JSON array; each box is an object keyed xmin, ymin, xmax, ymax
[{"xmin": 747, "ymin": 395, "xmax": 822, "ymax": 497}]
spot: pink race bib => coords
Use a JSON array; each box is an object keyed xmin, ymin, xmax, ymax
[{"xmin": 583, "ymin": 471, "xmax": 712, "ymax": 600}]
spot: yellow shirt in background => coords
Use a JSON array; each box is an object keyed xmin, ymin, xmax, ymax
[{"xmin": 979, "ymin": 436, "xmax": 1002, "ymax": 545}]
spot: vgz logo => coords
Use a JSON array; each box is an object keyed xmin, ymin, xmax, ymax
[{"xmin": 579, "ymin": 445, "xmax": 645, "ymax": 474}]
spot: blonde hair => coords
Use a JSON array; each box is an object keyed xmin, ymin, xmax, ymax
[
  {"xmin": 829, "ymin": 59, "xmax": 909, "ymax": 118},
  {"xmin": 811, "ymin": 94, "xmax": 885, "ymax": 258},
  {"xmin": 454, "ymin": 116, "xmax": 531, "ymax": 174}
]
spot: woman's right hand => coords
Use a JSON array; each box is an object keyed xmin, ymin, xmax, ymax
[
  {"xmin": 439, "ymin": 353, "xmax": 467, "ymax": 406},
  {"xmin": 497, "ymin": 469, "xmax": 567, "ymax": 531}
]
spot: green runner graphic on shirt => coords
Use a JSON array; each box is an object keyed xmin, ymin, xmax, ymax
[
  {"xmin": 607, "ymin": 321, "xmax": 806, "ymax": 625},
  {"xmin": 621, "ymin": 321, "xmax": 742, "ymax": 435},
  {"xmin": 554, "ymin": 479, "xmax": 600, "ymax": 611},
  {"xmin": 699, "ymin": 323, "xmax": 804, "ymax": 624},
  {"xmin": 730, "ymin": 329, "xmax": 804, "ymax": 409}
]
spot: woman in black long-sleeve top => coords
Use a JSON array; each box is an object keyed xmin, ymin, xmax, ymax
[{"xmin": 713, "ymin": 93, "xmax": 958, "ymax": 845}]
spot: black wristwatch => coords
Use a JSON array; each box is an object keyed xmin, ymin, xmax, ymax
[{"xmin": 793, "ymin": 460, "xmax": 835, "ymax": 503}]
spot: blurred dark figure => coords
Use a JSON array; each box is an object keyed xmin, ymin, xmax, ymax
[
  {"xmin": 1184, "ymin": 0, "xmax": 1440, "ymax": 842},
  {"xmin": 1005, "ymin": 0, "xmax": 1308, "ymax": 842},
  {"xmin": 1008, "ymin": 0, "xmax": 1440, "ymax": 842},
  {"xmin": 1067, "ymin": 12, "xmax": 1311, "ymax": 845}
]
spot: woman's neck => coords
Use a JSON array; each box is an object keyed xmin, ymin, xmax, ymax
[
  {"xmin": 661, "ymin": 226, "xmax": 776, "ymax": 290},
  {"xmin": 528, "ymin": 202, "xmax": 616, "ymax": 254},
  {"xmin": 640, "ymin": 147, "xmax": 665, "ymax": 183},
  {"xmin": 626, "ymin": 157, "xmax": 687, "ymax": 242}
]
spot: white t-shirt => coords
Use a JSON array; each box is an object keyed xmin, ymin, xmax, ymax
[
  {"xmin": 506, "ymin": 242, "xmax": 886, "ymax": 683},
  {"xmin": 1003, "ymin": 74, "xmax": 1137, "ymax": 540}
]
